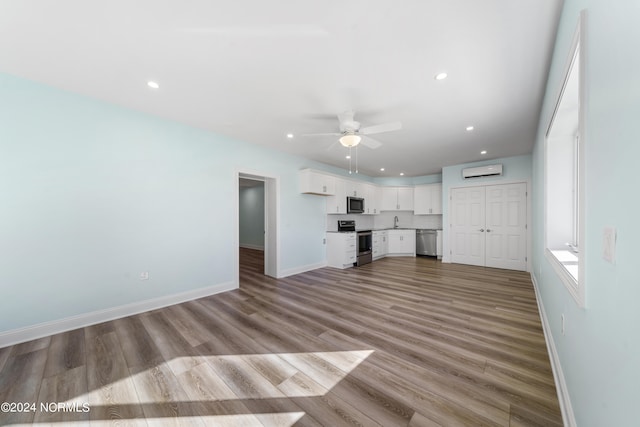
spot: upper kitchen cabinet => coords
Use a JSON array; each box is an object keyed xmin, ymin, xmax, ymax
[
  {"xmin": 414, "ymin": 183, "xmax": 443, "ymax": 215},
  {"xmin": 381, "ymin": 187, "xmax": 414, "ymax": 211},
  {"xmin": 299, "ymin": 169, "xmax": 336, "ymax": 195},
  {"xmin": 344, "ymin": 180, "xmax": 366, "ymax": 198},
  {"xmin": 362, "ymin": 183, "xmax": 379, "ymax": 215},
  {"xmin": 326, "ymin": 178, "xmax": 347, "ymax": 214}
]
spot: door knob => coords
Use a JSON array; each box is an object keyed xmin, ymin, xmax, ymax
[
  {"xmin": 478, "ymin": 229, "xmax": 485, "ymax": 232},
  {"xmin": 486, "ymin": 229, "xmax": 492, "ymax": 232}
]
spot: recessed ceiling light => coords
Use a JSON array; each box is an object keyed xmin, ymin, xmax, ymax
[
  {"xmin": 400, "ymin": 172, "xmax": 405, "ymax": 176},
  {"xmin": 346, "ymin": 155, "xmax": 351, "ymax": 159},
  {"xmin": 435, "ymin": 72, "xmax": 448, "ymax": 80},
  {"xmin": 286, "ymin": 133, "xmax": 294, "ymax": 139},
  {"xmin": 481, "ymin": 150, "xmax": 487, "ymax": 155},
  {"xmin": 380, "ymin": 168, "xmax": 385, "ymax": 171},
  {"xmin": 466, "ymin": 126, "xmax": 474, "ymax": 131},
  {"xmin": 147, "ymin": 81, "xmax": 159, "ymax": 89}
]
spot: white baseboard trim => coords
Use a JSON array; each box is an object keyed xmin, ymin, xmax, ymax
[
  {"xmin": 239, "ymin": 244, "xmax": 264, "ymax": 251},
  {"xmin": 531, "ymin": 273, "xmax": 576, "ymax": 427},
  {"xmin": 279, "ymin": 262, "xmax": 326, "ymax": 278},
  {"xmin": 0, "ymin": 280, "xmax": 237, "ymax": 349}
]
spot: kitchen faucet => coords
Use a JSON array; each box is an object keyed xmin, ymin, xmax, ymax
[{"xmin": 394, "ymin": 216, "xmax": 399, "ymax": 229}]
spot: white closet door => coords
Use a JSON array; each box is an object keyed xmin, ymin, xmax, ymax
[
  {"xmin": 485, "ymin": 183, "xmax": 527, "ymax": 270},
  {"xmin": 450, "ymin": 186, "xmax": 486, "ymax": 266}
]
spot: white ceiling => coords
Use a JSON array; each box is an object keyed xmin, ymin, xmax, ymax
[{"xmin": 0, "ymin": 0, "xmax": 562, "ymax": 177}]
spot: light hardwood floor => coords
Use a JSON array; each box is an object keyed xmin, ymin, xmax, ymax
[{"xmin": 0, "ymin": 249, "xmax": 562, "ymax": 426}]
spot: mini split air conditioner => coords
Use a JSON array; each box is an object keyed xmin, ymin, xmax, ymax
[{"xmin": 462, "ymin": 164, "xmax": 503, "ymax": 179}]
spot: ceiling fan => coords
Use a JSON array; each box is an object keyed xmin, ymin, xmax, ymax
[{"xmin": 303, "ymin": 110, "xmax": 402, "ymax": 149}]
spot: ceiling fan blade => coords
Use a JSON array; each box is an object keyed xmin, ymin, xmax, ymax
[
  {"xmin": 360, "ymin": 135, "xmax": 383, "ymax": 149},
  {"xmin": 360, "ymin": 121, "xmax": 402, "ymax": 135},
  {"xmin": 326, "ymin": 140, "xmax": 340, "ymax": 151},
  {"xmin": 302, "ymin": 113, "xmax": 339, "ymax": 121},
  {"xmin": 300, "ymin": 132, "xmax": 341, "ymax": 137}
]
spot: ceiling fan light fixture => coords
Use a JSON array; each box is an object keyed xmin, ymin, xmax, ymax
[{"xmin": 339, "ymin": 133, "xmax": 361, "ymax": 147}]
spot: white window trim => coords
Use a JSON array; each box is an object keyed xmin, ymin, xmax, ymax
[{"xmin": 544, "ymin": 10, "xmax": 587, "ymax": 308}]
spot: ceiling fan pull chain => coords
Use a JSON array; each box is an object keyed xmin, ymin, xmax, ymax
[
  {"xmin": 355, "ymin": 145, "xmax": 358, "ymax": 174},
  {"xmin": 348, "ymin": 146, "xmax": 353, "ymax": 174}
]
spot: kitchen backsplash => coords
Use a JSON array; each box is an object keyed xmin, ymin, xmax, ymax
[
  {"xmin": 326, "ymin": 212, "xmax": 442, "ymax": 231},
  {"xmin": 410, "ymin": 214, "xmax": 443, "ymax": 229}
]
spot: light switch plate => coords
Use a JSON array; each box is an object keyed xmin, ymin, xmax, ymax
[{"xmin": 602, "ymin": 226, "xmax": 616, "ymax": 264}]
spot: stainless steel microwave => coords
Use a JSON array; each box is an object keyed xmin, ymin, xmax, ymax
[{"xmin": 347, "ymin": 197, "xmax": 365, "ymax": 214}]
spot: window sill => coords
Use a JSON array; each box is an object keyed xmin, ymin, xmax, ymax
[
  {"xmin": 545, "ymin": 248, "xmax": 584, "ymax": 307},
  {"xmin": 550, "ymin": 250, "xmax": 578, "ymax": 281}
]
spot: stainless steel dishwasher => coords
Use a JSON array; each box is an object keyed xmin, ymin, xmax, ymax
[{"xmin": 416, "ymin": 229, "xmax": 437, "ymax": 256}]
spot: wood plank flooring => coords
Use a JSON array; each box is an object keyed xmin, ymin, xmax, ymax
[{"xmin": 0, "ymin": 249, "xmax": 562, "ymax": 426}]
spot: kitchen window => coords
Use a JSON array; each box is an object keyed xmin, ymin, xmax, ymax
[{"xmin": 544, "ymin": 11, "xmax": 586, "ymax": 307}]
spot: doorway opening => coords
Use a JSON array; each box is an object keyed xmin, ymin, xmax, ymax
[{"xmin": 236, "ymin": 172, "xmax": 278, "ymax": 285}]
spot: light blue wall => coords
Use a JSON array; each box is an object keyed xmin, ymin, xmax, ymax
[
  {"xmin": 239, "ymin": 184, "xmax": 265, "ymax": 249},
  {"xmin": 532, "ymin": 1, "xmax": 640, "ymax": 425},
  {"xmin": 373, "ymin": 173, "xmax": 442, "ymax": 186},
  {"xmin": 0, "ymin": 73, "xmax": 334, "ymax": 333},
  {"xmin": 441, "ymin": 154, "xmax": 532, "ymax": 260}
]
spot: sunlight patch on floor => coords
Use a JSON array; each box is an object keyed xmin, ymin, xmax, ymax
[
  {"xmin": 67, "ymin": 349, "xmax": 374, "ymax": 406},
  {"xmin": 10, "ymin": 412, "xmax": 306, "ymax": 426}
]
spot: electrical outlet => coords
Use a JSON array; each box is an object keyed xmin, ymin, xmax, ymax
[
  {"xmin": 139, "ymin": 271, "xmax": 149, "ymax": 280},
  {"xmin": 561, "ymin": 314, "xmax": 565, "ymax": 335},
  {"xmin": 603, "ymin": 226, "xmax": 616, "ymax": 264}
]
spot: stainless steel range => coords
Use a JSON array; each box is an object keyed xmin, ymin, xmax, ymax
[
  {"xmin": 356, "ymin": 230, "xmax": 372, "ymax": 266},
  {"xmin": 337, "ymin": 220, "xmax": 372, "ymax": 266}
]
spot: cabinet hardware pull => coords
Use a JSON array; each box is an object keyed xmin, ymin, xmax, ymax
[{"xmin": 479, "ymin": 229, "xmax": 485, "ymax": 232}]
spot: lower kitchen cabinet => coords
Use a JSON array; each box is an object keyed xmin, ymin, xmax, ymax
[
  {"xmin": 372, "ymin": 230, "xmax": 388, "ymax": 260},
  {"xmin": 326, "ymin": 232, "xmax": 356, "ymax": 269},
  {"xmin": 387, "ymin": 229, "xmax": 416, "ymax": 256}
]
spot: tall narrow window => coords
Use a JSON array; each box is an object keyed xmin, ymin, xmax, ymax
[{"xmin": 544, "ymin": 11, "xmax": 587, "ymax": 307}]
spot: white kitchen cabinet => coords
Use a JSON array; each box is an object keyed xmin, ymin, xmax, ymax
[
  {"xmin": 327, "ymin": 178, "xmax": 379, "ymax": 215},
  {"xmin": 299, "ymin": 169, "xmax": 336, "ymax": 195},
  {"xmin": 414, "ymin": 184, "xmax": 443, "ymax": 215},
  {"xmin": 363, "ymin": 183, "xmax": 380, "ymax": 215},
  {"xmin": 326, "ymin": 232, "xmax": 357, "ymax": 269},
  {"xmin": 380, "ymin": 187, "xmax": 397, "ymax": 211},
  {"xmin": 326, "ymin": 178, "xmax": 347, "ymax": 214},
  {"xmin": 381, "ymin": 187, "xmax": 414, "ymax": 211},
  {"xmin": 372, "ymin": 230, "xmax": 388, "ymax": 259},
  {"xmin": 387, "ymin": 229, "xmax": 416, "ymax": 256},
  {"xmin": 397, "ymin": 187, "xmax": 414, "ymax": 211},
  {"xmin": 345, "ymin": 180, "xmax": 365, "ymax": 198}
]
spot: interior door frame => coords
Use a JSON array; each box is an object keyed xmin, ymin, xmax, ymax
[
  {"xmin": 235, "ymin": 169, "xmax": 280, "ymax": 284},
  {"xmin": 447, "ymin": 178, "xmax": 531, "ymax": 272}
]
